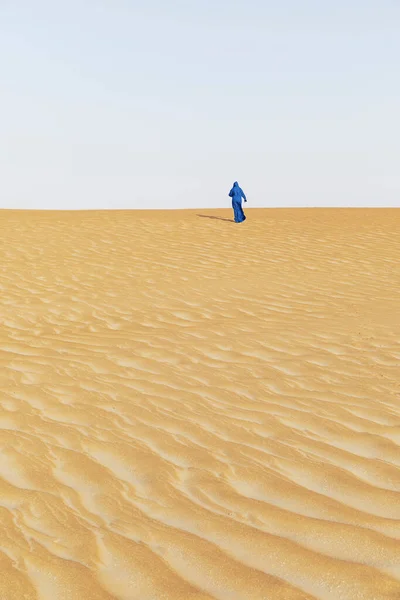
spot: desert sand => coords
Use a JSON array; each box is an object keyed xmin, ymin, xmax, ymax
[{"xmin": 0, "ymin": 207, "xmax": 399, "ymax": 600}]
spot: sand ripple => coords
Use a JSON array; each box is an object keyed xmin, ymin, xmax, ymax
[{"xmin": 0, "ymin": 208, "xmax": 399, "ymax": 599}]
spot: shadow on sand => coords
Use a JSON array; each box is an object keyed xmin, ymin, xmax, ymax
[{"xmin": 196, "ymin": 214, "xmax": 234, "ymax": 222}]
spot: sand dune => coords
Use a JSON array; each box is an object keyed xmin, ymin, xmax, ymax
[{"xmin": 0, "ymin": 207, "xmax": 399, "ymax": 599}]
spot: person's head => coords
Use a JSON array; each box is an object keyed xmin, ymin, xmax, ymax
[{"xmin": 233, "ymin": 181, "xmax": 238, "ymax": 187}]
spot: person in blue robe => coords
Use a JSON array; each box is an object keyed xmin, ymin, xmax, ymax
[{"xmin": 229, "ymin": 181, "xmax": 247, "ymax": 223}]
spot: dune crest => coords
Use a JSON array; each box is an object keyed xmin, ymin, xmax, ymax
[{"xmin": 0, "ymin": 208, "xmax": 399, "ymax": 599}]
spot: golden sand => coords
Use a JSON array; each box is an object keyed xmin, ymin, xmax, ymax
[{"xmin": 0, "ymin": 208, "xmax": 399, "ymax": 600}]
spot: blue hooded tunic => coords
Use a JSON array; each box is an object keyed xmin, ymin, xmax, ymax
[{"xmin": 229, "ymin": 181, "xmax": 247, "ymax": 223}]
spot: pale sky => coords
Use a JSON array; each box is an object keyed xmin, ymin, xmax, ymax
[{"xmin": 1, "ymin": 1, "xmax": 399, "ymax": 209}]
